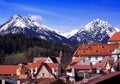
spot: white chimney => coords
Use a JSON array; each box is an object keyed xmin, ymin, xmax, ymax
[{"xmin": 52, "ymin": 68, "xmax": 55, "ymax": 74}]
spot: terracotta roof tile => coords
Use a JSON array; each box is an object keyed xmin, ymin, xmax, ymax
[
  {"xmin": 47, "ymin": 63, "xmax": 58, "ymax": 69},
  {"xmin": 27, "ymin": 63, "xmax": 42, "ymax": 70},
  {"xmin": 36, "ymin": 63, "xmax": 57, "ymax": 78},
  {"xmin": 33, "ymin": 57, "xmax": 47, "ymax": 63},
  {"xmin": 74, "ymin": 65, "xmax": 92, "ymax": 70},
  {"xmin": 109, "ymin": 32, "xmax": 120, "ymax": 42},
  {"xmin": 74, "ymin": 43, "xmax": 118, "ymax": 56},
  {"xmin": 70, "ymin": 57, "xmax": 83, "ymax": 65},
  {"xmin": 66, "ymin": 65, "xmax": 72, "ymax": 70},
  {"xmin": 0, "ymin": 65, "xmax": 19, "ymax": 74},
  {"xmin": 94, "ymin": 57, "xmax": 114, "ymax": 70}
]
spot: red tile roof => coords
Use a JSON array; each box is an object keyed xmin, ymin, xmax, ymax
[
  {"xmin": 36, "ymin": 63, "xmax": 57, "ymax": 78},
  {"xmin": 33, "ymin": 57, "xmax": 47, "ymax": 63},
  {"xmin": 66, "ymin": 65, "xmax": 72, "ymax": 70},
  {"xmin": 109, "ymin": 32, "xmax": 120, "ymax": 42},
  {"xmin": 70, "ymin": 57, "xmax": 83, "ymax": 65},
  {"xmin": 74, "ymin": 43, "xmax": 118, "ymax": 56},
  {"xmin": 94, "ymin": 57, "xmax": 114, "ymax": 70},
  {"xmin": 74, "ymin": 65, "xmax": 92, "ymax": 70},
  {"xmin": 47, "ymin": 63, "xmax": 58, "ymax": 69},
  {"xmin": 0, "ymin": 65, "xmax": 19, "ymax": 74},
  {"xmin": 27, "ymin": 63, "xmax": 42, "ymax": 70}
]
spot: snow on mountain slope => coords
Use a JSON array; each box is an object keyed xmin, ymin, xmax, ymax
[
  {"xmin": 0, "ymin": 14, "xmax": 70, "ymax": 43},
  {"xmin": 54, "ymin": 29, "xmax": 79, "ymax": 38},
  {"xmin": 115, "ymin": 27, "xmax": 120, "ymax": 32},
  {"xmin": 69, "ymin": 19, "xmax": 117, "ymax": 44},
  {"xmin": 0, "ymin": 15, "xmax": 119, "ymax": 44},
  {"xmin": 67, "ymin": 29, "xmax": 79, "ymax": 38}
]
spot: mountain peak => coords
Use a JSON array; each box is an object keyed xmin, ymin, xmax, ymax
[
  {"xmin": 11, "ymin": 14, "xmax": 22, "ymax": 19},
  {"xmin": 91, "ymin": 18, "xmax": 108, "ymax": 24},
  {"xmin": 83, "ymin": 18, "xmax": 112, "ymax": 30},
  {"xmin": 94, "ymin": 18, "xmax": 101, "ymax": 21},
  {"xmin": 0, "ymin": 14, "xmax": 70, "ymax": 44},
  {"xmin": 69, "ymin": 19, "xmax": 116, "ymax": 44}
]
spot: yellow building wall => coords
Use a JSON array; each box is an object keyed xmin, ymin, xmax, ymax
[{"xmin": 16, "ymin": 67, "xmax": 21, "ymax": 76}]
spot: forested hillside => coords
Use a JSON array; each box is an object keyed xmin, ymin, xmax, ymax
[{"xmin": 0, "ymin": 33, "xmax": 77, "ymax": 65}]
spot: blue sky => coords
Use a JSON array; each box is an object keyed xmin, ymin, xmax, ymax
[{"xmin": 0, "ymin": 0, "xmax": 120, "ymax": 32}]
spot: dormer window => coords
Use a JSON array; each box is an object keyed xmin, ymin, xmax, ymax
[
  {"xmin": 96, "ymin": 50, "xmax": 98, "ymax": 52},
  {"xmin": 42, "ymin": 73, "xmax": 45, "ymax": 78},
  {"xmin": 88, "ymin": 46, "xmax": 90, "ymax": 48},
  {"xmin": 83, "ymin": 50, "xmax": 85, "ymax": 52},
  {"xmin": 102, "ymin": 46, "xmax": 104, "ymax": 48},
  {"xmin": 83, "ymin": 58, "xmax": 85, "ymax": 62}
]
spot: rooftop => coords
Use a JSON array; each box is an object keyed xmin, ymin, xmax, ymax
[
  {"xmin": 74, "ymin": 65, "xmax": 92, "ymax": 70},
  {"xmin": 73, "ymin": 43, "xmax": 118, "ymax": 56},
  {"xmin": 0, "ymin": 65, "xmax": 19, "ymax": 74},
  {"xmin": 94, "ymin": 57, "xmax": 114, "ymax": 70},
  {"xmin": 70, "ymin": 57, "xmax": 83, "ymax": 65},
  {"xmin": 109, "ymin": 32, "xmax": 120, "ymax": 42}
]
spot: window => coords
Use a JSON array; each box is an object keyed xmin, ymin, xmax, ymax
[
  {"xmin": 42, "ymin": 73, "xmax": 45, "ymax": 78},
  {"xmin": 96, "ymin": 57, "xmax": 98, "ymax": 60},
  {"xmin": 83, "ymin": 58, "xmax": 85, "ymax": 62},
  {"xmin": 88, "ymin": 57, "xmax": 91, "ymax": 60},
  {"xmin": 109, "ymin": 50, "xmax": 111, "ymax": 52}
]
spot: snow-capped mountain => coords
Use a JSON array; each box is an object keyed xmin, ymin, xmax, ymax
[
  {"xmin": 0, "ymin": 14, "xmax": 70, "ymax": 43},
  {"xmin": 69, "ymin": 19, "xmax": 117, "ymax": 44},
  {"xmin": 55, "ymin": 29, "xmax": 79, "ymax": 38},
  {"xmin": 0, "ymin": 15, "xmax": 119, "ymax": 44},
  {"xmin": 67, "ymin": 29, "xmax": 79, "ymax": 38}
]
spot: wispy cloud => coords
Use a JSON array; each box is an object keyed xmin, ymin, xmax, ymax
[
  {"xmin": 29, "ymin": 15, "xmax": 45, "ymax": 24},
  {"xmin": 0, "ymin": 1, "xmax": 77, "ymax": 21},
  {"xmin": 0, "ymin": 1, "xmax": 59, "ymax": 16}
]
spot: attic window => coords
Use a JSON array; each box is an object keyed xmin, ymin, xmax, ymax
[
  {"xmin": 42, "ymin": 73, "xmax": 45, "ymax": 78},
  {"xmin": 88, "ymin": 46, "xmax": 90, "ymax": 48},
  {"xmin": 83, "ymin": 59, "xmax": 85, "ymax": 62},
  {"xmin": 96, "ymin": 50, "xmax": 98, "ymax": 52},
  {"xmin": 102, "ymin": 46, "xmax": 104, "ymax": 48}
]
